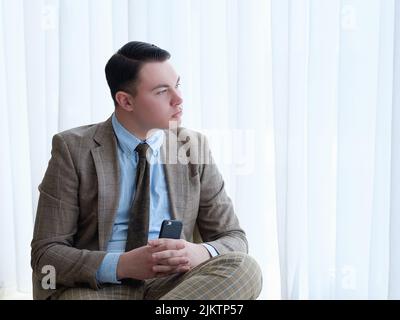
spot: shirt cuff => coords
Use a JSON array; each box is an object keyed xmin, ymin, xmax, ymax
[
  {"xmin": 96, "ymin": 252, "xmax": 123, "ymax": 284},
  {"xmin": 201, "ymin": 243, "xmax": 219, "ymax": 258}
]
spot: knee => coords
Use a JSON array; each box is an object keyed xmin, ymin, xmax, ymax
[{"xmin": 218, "ymin": 252, "xmax": 263, "ymax": 299}]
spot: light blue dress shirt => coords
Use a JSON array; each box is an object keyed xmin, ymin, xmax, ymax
[{"xmin": 96, "ymin": 114, "xmax": 218, "ymax": 284}]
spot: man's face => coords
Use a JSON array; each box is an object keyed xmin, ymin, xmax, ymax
[{"xmin": 129, "ymin": 60, "xmax": 183, "ymax": 131}]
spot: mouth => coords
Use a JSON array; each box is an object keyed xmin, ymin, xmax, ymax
[{"xmin": 171, "ymin": 111, "xmax": 183, "ymax": 118}]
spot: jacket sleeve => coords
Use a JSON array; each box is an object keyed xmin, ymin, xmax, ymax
[
  {"xmin": 31, "ymin": 134, "xmax": 106, "ymax": 291},
  {"xmin": 196, "ymin": 136, "xmax": 248, "ymax": 254}
]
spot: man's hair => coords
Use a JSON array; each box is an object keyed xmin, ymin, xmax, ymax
[{"xmin": 105, "ymin": 41, "xmax": 171, "ymax": 106}]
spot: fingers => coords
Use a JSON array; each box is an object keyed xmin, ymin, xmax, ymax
[
  {"xmin": 156, "ymin": 256, "xmax": 189, "ymax": 266},
  {"xmin": 148, "ymin": 239, "xmax": 186, "ymax": 250},
  {"xmin": 147, "ymin": 240, "xmax": 191, "ymax": 271},
  {"xmin": 148, "ymin": 244, "xmax": 167, "ymax": 254},
  {"xmin": 152, "ymin": 249, "xmax": 184, "ymax": 261}
]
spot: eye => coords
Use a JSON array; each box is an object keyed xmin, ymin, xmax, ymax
[
  {"xmin": 156, "ymin": 89, "xmax": 167, "ymax": 95},
  {"xmin": 175, "ymin": 83, "xmax": 181, "ymax": 89}
]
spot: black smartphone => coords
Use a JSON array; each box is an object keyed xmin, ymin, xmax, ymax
[{"xmin": 158, "ymin": 220, "xmax": 183, "ymax": 239}]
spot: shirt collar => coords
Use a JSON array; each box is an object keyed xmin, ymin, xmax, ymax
[{"xmin": 111, "ymin": 113, "xmax": 164, "ymax": 156}]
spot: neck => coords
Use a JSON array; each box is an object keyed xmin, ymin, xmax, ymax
[{"xmin": 114, "ymin": 109, "xmax": 156, "ymax": 141}]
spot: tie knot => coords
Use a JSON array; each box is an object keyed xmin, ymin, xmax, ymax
[{"xmin": 135, "ymin": 143, "xmax": 150, "ymax": 158}]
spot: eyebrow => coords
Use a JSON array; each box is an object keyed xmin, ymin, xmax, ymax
[{"xmin": 151, "ymin": 76, "xmax": 180, "ymax": 91}]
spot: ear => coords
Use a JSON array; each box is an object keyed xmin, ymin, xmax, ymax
[{"xmin": 115, "ymin": 91, "xmax": 135, "ymax": 111}]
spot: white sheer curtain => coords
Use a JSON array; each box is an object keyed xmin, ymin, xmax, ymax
[
  {"xmin": 272, "ymin": 0, "xmax": 400, "ymax": 299},
  {"xmin": 0, "ymin": 0, "xmax": 399, "ymax": 300}
]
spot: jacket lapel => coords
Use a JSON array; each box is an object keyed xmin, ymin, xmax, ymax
[
  {"xmin": 161, "ymin": 129, "xmax": 190, "ymax": 223},
  {"xmin": 91, "ymin": 117, "xmax": 120, "ymax": 251}
]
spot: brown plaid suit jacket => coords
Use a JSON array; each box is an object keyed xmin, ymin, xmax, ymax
[{"xmin": 31, "ymin": 116, "xmax": 248, "ymax": 300}]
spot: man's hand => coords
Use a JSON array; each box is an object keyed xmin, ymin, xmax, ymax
[
  {"xmin": 117, "ymin": 240, "xmax": 194, "ymax": 280},
  {"xmin": 116, "ymin": 242, "xmax": 190, "ymax": 281},
  {"xmin": 116, "ymin": 239, "xmax": 212, "ymax": 281},
  {"xmin": 148, "ymin": 239, "xmax": 211, "ymax": 276}
]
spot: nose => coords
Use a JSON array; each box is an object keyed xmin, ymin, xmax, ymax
[{"xmin": 171, "ymin": 88, "xmax": 183, "ymax": 107}]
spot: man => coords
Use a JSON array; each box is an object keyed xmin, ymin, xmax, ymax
[{"xmin": 31, "ymin": 41, "xmax": 262, "ymax": 300}]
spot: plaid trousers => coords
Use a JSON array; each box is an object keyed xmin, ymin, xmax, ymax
[{"xmin": 56, "ymin": 252, "xmax": 262, "ymax": 300}]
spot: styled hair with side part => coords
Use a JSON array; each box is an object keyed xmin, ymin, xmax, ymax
[{"xmin": 105, "ymin": 41, "xmax": 171, "ymax": 106}]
